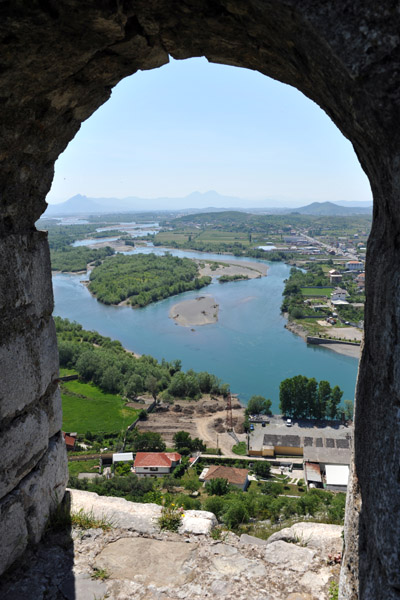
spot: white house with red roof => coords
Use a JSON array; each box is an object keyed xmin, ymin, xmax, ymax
[{"xmin": 134, "ymin": 452, "xmax": 181, "ymax": 478}]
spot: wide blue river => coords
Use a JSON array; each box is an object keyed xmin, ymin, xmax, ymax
[{"xmin": 52, "ymin": 246, "xmax": 359, "ymax": 411}]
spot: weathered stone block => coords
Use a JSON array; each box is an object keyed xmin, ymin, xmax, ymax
[
  {"xmin": 0, "ymin": 493, "xmax": 28, "ymax": 575},
  {"xmin": 19, "ymin": 432, "xmax": 68, "ymax": 543},
  {"xmin": 0, "ymin": 318, "xmax": 59, "ymax": 421},
  {"xmin": 0, "ymin": 231, "xmax": 53, "ymax": 319},
  {"xmin": 0, "ymin": 407, "xmax": 49, "ymax": 499}
]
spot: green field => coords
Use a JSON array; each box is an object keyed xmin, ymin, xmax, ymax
[
  {"xmin": 300, "ymin": 287, "xmax": 334, "ymax": 297},
  {"xmin": 68, "ymin": 459, "xmax": 100, "ymax": 477},
  {"xmin": 61, "ymin": 380, "xmax": 140, "ymax": 433}
]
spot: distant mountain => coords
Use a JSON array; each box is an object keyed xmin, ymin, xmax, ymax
[
  {"xmin": 45, "ymin": 191, "xmax": 254, "ymax": 215},
  {"xmin": 45, "ymin": 193, "xmax": 372, "ymax": 216},
  {"xmin": 290, "ymin": 201, "xmax": 372, "ymax": 216}
]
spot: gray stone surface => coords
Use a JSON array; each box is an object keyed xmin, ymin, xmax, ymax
[
  {"xmin": 240, "ymin": 533, "xmax": 269, "ymax": 546},
  {"xmin": 263, "ymin": 540, "xmax": 316, "ymax": 572},
  {"xmin": 179, "ymin": 509, "xmax": 217, "ymax": 534},
  {"xmin": 95, "ymin": 537, "xmax": 197, "ymax": 586},
  {"xmin": 0, "ymin": 495, "xmax": 28, "ymax": 575},
  {"xmin": 2, "ymin": 3, "xmax": 400, "ymax": 596},
  {"xmin": 266, "ymin": 522, "xmax": 343, "ymax": 555},
  {"xmin": 19, "ymin": 433, "xmax": 68, "ymax": 543},
  {"xmin": 0, "ymin": 319, "xmax": 59, "ymax": 422},
  {"xmin": 60, "ymin": 573, "xmax": 108, "ymax": 600}
]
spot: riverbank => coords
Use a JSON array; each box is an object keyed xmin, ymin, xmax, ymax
[
  {"xmin": 285, "ymin": 319, "xmax": 361, "ymax": 359},
  {"xmin": 169, "ymin": 295, "xmax": 219, "ymax": 327}
]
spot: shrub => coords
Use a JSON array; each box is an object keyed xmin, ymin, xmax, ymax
[
  {"xmin": 205, "ymin": 478, "xmax": 230, "ymax": 496},
  {"xmin": 203, "ymin": 496, "xmax": 225, "ymax": 519},
  {"xmin": 158, "ymin": 504, "xmax": 184, "ymax": 532},
  {"xmin": 223, "ymin": 501, "xmax": 249, "ymax": 528}
]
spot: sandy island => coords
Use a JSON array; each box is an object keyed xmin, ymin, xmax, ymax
[
  {"xmin": 197, "ymin": 259, "xmax": 268, "ymax": 279},
  {"xmin": 169, "ymin": 295, "xmax": 219, "ymax": 327}
]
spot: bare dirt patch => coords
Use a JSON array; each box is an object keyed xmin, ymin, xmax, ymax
[{"xmin": 137, "ymin": 395, "xmax": 245, "ymax": 451}]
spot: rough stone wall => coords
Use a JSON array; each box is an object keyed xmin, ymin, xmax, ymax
[{"xmin": 1, "ymin": 2, "xmax": 400, "ymax": 598}]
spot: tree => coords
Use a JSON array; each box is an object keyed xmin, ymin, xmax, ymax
[
  {"xmin": 279, "ymin": 377, "xmax": 297, "ymax": 417},
  {"xmin": 327, "ymin": 385, "xmax": 343, "ymax": 419},
  {"xmin": 247, "ymin": 395, "xmax": 272, "ymax": 416},
  {"xmin": 205, "ymin": 477, "xmax": 230, "ymax": 496},
  {"xmin": 173, "ymin": 431, "xmax": 192, "ymax": 450},
  {"xmin": 145, "ymin": 375, "xmax": 159, "ymax": 401},
  {"xmin": 316, "ymin": 380, "xmax": 331, "ymax": 420},
  {"xmin": 223, "ymin": 501, "xmax": 249, "ymax": 528},
  {"xmin": 253, "ymin": 461, "xmax": 271, "ymax": 479},
  {"xmin": 125, "ymin": 374, "xmax": 143, "ymax": 399},
  {"xmin": 101, "ymin": 365, "xmax": 122, "ymax": 394},
  {"xmin": 343, "ymin": 399, "xmax": 354, "ymax": 421}
]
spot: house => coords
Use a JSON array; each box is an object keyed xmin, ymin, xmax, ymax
[
  {"xmin": 345, "ymin": 260, "xmax": 364, "ymax": 271},
  {"xmin": 356, "ymin": 272, "xmax": 365, "ymax": 288},
  {"xmin": 325, "ymin": 464, "xmax": 350, "ymax": 492},
  {"xmin": 63, "ymin": 431, "xmax": 76, "ymax": 451},
  {"xmin": 202, "ymin": 465, "xmax": 249, "ymax": 491},
  {"xmin": 134, "ymin": 452, "xmax": 181, "ymax": 478},
  {"xmin": 328, "ymin": 269, "xmax": 343, "ymax": 284},
  {"xmin": 331, "ymin": 288, "xmax": 348, "ymax": 302}
]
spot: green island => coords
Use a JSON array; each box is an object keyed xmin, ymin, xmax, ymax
[
  {"xmin": 87, "ymin": 253, "xmax": 212, "ymax": 306},
  {"xmin": 51, "ymin": 245, "xmax": 115, "ymax": 272}
]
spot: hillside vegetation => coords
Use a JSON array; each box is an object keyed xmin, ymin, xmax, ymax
[{"xmin": 88, "ymin": 253, "xmax": 211, "ymax": 306}]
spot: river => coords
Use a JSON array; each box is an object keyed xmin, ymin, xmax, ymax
[{"xmin": 52, "ymin": 246, "xmax": 359, "ymax": 411}]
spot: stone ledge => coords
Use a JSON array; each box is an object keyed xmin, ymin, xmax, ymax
[{"xmin": 70, "ymin": 489, "xmax": 217, "ymax": 535}]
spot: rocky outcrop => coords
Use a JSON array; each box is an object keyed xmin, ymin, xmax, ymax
[
  {"xmin": 1, "ymin": 3, "xmax": 400, "ymax": 597},
  {"xmin": 0, "ymin": 493, "xmax": 343, "ymax": 600}
]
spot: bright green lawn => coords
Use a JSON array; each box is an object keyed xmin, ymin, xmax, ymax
[
  {"xmin": 68, "ymin": 459, "xmax": 100, "ymax": 477},
  {"xmin": 300, "ymin": 287, "xmax": 334, "ymax": 296},
  {"xmin": 59, "ymin": 368, "xmax": 78, "ymax": 377},
  {"xmin": 232, "ymin": 441, "xmax": 247, "ymax": 455},
  {"xmin": 61, "ymin": 380, "xmax": 140, "ymax": 433}
]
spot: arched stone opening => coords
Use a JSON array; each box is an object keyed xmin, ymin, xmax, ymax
[{"xmin": 1, "ymin": 2, "xmax": 399, "ymax": 598}]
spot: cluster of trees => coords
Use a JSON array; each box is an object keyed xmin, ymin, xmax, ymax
[
  {"xmin": 245, "ymin": 395, "xmax": 272, "ymax": 416},
  {"xmin": 88, "ymin": 253, "xmax": 212, "ymax": 306},
  {"xmin": 56, "ymin": 317, "xmax": 228, "ymax": 401},
  {"xmin": 69, "ymin": 469, "xmax": 346, "ymax": 530},
  {"xmin": 219, "ymin": 274, "xmax": 249, "ymax": 283},
  {"xmin": 50, "ymin": 245, "xmax": 115, "ymax": 272},
  {"xmin": 173, "ymin": 431, "xmax": 206, "ymax": 455},
  {"xmin": 281, "ymin": 265, "xmax": 333, "ymax": 317},
  {"xmin": 279, "ymin": 375, "xmax": 352, "ymax": 420}
]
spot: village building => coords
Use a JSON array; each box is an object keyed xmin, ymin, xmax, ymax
[
  {"xmin": 62, "ymin": 432, "xmax": 77, "ymax": 451},
  {"xmin": 345, "ymin": 260, "xmax": 364, "ymax": 271},
  {"xmin": 134, "ymin": 452, "xmax": 181, "ymax": 478},
  {"xmin": 201, "ymin": 465, "xmax": 249, "ymax": 491}
]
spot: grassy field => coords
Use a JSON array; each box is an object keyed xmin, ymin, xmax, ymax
[
  {"xmin": 61, "ymin": 380, "xmax": 140, "ymax": 434},
  {"xmin": 59, "ymin": 368, "xmax": 78, "ymax": 377},
  {"xmin": 232, "ymin": 441, "xmax": 247, "ymax": 455},
  {"xmin": 68, "ymin": 459, "xmax": 100, "ymax": 477},
  {"xmin": 300, "ymin": 287, "xmax": 334, "ymax": 296}
]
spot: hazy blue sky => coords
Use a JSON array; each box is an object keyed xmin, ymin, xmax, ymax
[{"xmin": 47, "ymin": 57, "xmax": 372, "ymax": 206}]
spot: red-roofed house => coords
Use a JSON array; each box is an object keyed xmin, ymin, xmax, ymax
[
  {"xmin": 63, "ymin": 432, "xmax": 76, "ymax": 451},
  {"xmin": 134, "ymin": 452, "xmax": 181, "ymax": 478},
  {"xmin": 202, "ymin": 465, "xmax": 249, "ymax": 491}
]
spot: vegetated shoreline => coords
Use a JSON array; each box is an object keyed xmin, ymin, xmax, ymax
[
  {"xmin": 169, "ymin": 295, "xmax": 219, "ymax": 327},
  {"xmin": 284, "ymin": 317, "xmax": 361, "ymax": 360}
]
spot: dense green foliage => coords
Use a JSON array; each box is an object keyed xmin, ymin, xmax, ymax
[
  {"xmin": 281, "ymin": 265, "xmax": 333, "ymax": 317},
  {"xmin": 279, "ymin": 375, "xmax": 343, "ymax": 419},
  {"xmin": 173, "ymin": 431, "xmax": 206, "ymax": 453},
  {"xmin": 246, "ymin": 395, "xmax": 272, "ymax": 416},
  {"xmin": 253, "ymin": 461, "xmax": 271, "ymax": 479},
  {"xmin": 56, "ymin": 317, "xmax": 228, "ymax": 403},
  {"xmin": 88, "ymin": 253, "xmax": 211, "ymax": 306},
  {"xmin": 219, "ymin": 274, "xmax": 249, "ymax": 283},
  {"xmin": 51, "ymin": 245, "xmax": 115, "ymax": 272}
]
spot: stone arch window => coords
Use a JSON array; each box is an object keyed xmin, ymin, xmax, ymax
[{"xmin": 1, "ymin": 3, "xmax": 399, "ymax": 598}]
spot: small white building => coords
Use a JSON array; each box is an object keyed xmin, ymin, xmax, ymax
[
  {"xmin": 345, "ymin": 260, "xmax": 364, "ymax": 271},
  {"xmin": 325, "ymin": 464, "xmax": 350, "ymax": 492},
  {"xmin": 134, "ymin": 452, "xmax": 181, "ymax": 478},
  {"xmin": 112, "ymin": 452, "xmax": 134, "ymax": 464}
]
